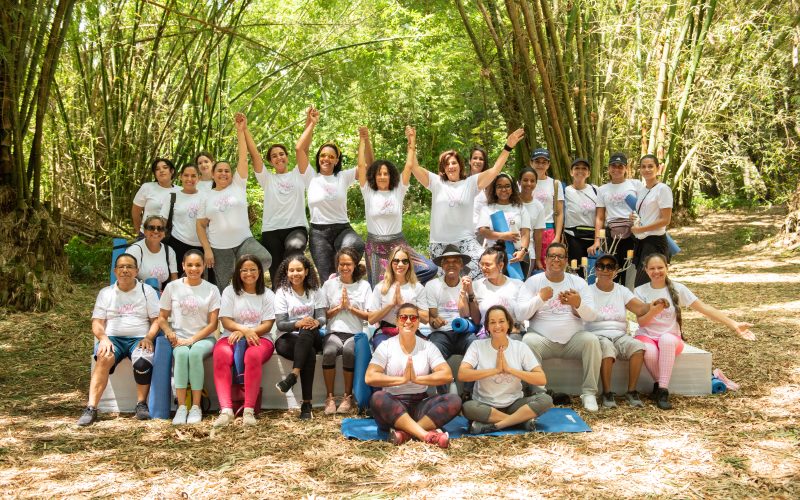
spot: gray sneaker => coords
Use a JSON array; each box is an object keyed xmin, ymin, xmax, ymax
[
  {"xmin": 468, "ymin": 421, "xmax": 498, "ymax": 435},
  {"xmin": 77, "ymin": 406, "xmax": 97, "ymax": 427},
  {"xmin": 523, "ymin": 418, "xmax": 537, "ymax": 432},
  {"xmin": 602, "ymin": 392, "xmax": 617, "ymax": 408},
  {"xmin": 134, "ymin": 401, "xmax": 150, "ymax": 420},
  {"xmin": 625, "ymin": 390, "xmax": 644, "ymax": 407}
]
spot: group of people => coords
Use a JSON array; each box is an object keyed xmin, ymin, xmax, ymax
[{"xmin": 79, "ymin": 109, "xmax": 756, "ymax": 450}]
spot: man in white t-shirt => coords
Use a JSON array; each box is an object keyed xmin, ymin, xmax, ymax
[
  {"xmin": 425, "ymin": 245, "xmax": 474, "ymax": 396},
  {"xmin": 517, "ymin": 242, "xmax": 602, "ymax": 411},
  {"xmin": 77, "ymin": 254, "xmax": 161, "ymax": 426}
]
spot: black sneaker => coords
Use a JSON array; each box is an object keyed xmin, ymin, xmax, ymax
[
  {"xmin": 459, "ymin": 391, "xmax": 472, "ymax": 403},
  {"xmin": 601, "ymin": 392, "xmax": 617, "ymax": 408},
  {"xmin": 299, "ymin": 401, "xmax": 313, "ymax": 420},
  {"xmin": 656, "ymin": 388, "xmax": 672, "ymax": 410},
  {"xmin": 276, "ymin": 372, "xmax": 297, "ymax": 393},
  {"xmin": 650, "ymin": 382, "xmax": 659, "ymax": 401},
  {"xmin": 468, "ymin": 421, "xmax": 498, "ymax": 434},
  {"xmin": 134, "ymin": 401, "xmax": 150, "ymax": 420},
  {"xmin": 546, "ymin": 389, "xmax": 571, "ymax": 406},
  {"xmin": 77, "ymin": 406, "xmax": 97, "ymax": 427}
]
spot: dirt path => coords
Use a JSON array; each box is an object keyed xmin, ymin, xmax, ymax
[{"xmin": 0, "ymin": 207, "xmax": 798, "ymax": 498}]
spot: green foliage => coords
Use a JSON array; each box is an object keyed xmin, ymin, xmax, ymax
[{"xmin": 64, "ymin": 236, "xmax": 112, "ymax": 283}]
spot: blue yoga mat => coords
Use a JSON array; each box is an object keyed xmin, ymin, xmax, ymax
[
  {"xmin": 110, "ymin": 237, "xmax": 128, "ymax": 285},
  {"xmin": 341, "ymin": 408, "xmax": 591, "ymax": 441},
  {"xmin": 148, "ymin": 333, "xmax": 173, "ymax": 419},
  {"xmin": 232, "ymin": 338, "xmax": 248, "ymax": 385},
  {"xmin": 451, "ymin": 317, "xmax": 479, "ymax": 334},
  {"xmin": 490, "ymin": 211, "xmax": 525, "ymax": 280},
  {"xmin": 352, "ymin": 332, "xmax": 373, "ymax": 411}
]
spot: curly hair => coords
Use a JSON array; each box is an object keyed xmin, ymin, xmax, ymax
[
  {"xmin": 380, "ymin": 245, "xmax": 418, "ymax": 294},
  {"xmin": 274, "ymin": 254, "xmax": 320, "ymax": 293},
  {"xmin": 315, "ymin": 143, "xmax": 343, "ymax": 175},
  {"xmin": 335, "ymin": 247, "xmax": 366, "ymax": 282},
  {"xmin": 437, "ymin": 150, "xmax": 466, "ymax": 181},
  {"xmin": 366, "ymin": 160, "xmax": 400, "ymax": 191},
  {"xmin": 486, "ymin": 172, "xmax": 522, "ymax": 206}
]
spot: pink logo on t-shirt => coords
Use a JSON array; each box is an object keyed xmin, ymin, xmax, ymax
[
  {"xmin": 323, "ymin": 183, "xmax": 337, "ymax": 200},
  {"xmin": 580, "ymin": 200, "xmax": 595, "ymax": 211},
  {"xmin": 598, "ymin": 304, "xmax": 621, "ymax": 321},
  {"xmin": 440, "ymin": 298, "xmax": 459, "ymax": 314},
  {"xmin": 534, "ymin": 191, "xmax": 551, "ymax": 204},
  {"xmin": 149, "ymin": 266, "xmax": 168, "ymax": 282},
  {"xmin": 546, "ymin": 297, "xmax": 572, "ymax": 314},
  {"xmin": 277, "ymin": 180, "xmax": 294, "ymax": 195},
  {"xmin": 378, "ymin": 198, "xmax": 396, "ymax": 215},
  {"xmin": 238, "ymin": 307, "xmax": 261, "ymax": 324},
  {"xmin": 187, "ymin": 203, "xmax": 200, "ymax": 219},
  {"xmin": 215, "ymin": 195, "xmax": 234, "ymax": 213},
  {"xmin": 609, "ymin": 192, "xmax": 627, "ymax": 205},
  {"xmin": 117, "ymin": 303, "xmax": 137, "ymax": 316},
  {"xmin": 655, "ymin": 309, "xmax": 672, "ymax": 322},
  {"xmin": 290, "ymin": 304, "xmax": 313, "ymax": 318},
  {"xmin": 179, "ymin": 294, "xmax": 201, "ymax": 315}
]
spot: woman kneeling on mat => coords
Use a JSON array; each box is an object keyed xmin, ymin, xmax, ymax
[
  {"xmin": 366, "ymin": 303, "xmax": 461, "ymax": 448},
  {"xmin": 458, "ymin": 305, "xmax": 553, "ymax": 434},
  {"xmin": 158, "ymin": 250, "xmax": 221, "ymax": 424},
  {"xmin": 213, "ymin": 255, "xmax": 276, "ymax": 427}
]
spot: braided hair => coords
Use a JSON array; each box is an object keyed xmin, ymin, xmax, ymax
[{"xmin": 644, "ymin": 253, "xmax": 683, "ymax": 339}]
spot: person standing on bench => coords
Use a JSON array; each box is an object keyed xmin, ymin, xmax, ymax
[
  {"xmin": 366, "ymin": 303, "xmax": 461, "ymax": 449},
  {"xmin": 77, "ymin": 254, "xmax": 161, "ymax": 426},
  {"xmin": 212, "ymin": 254, "xmax": 276, "ymax": 427},
  {"xmin": 517, "ymin": 242, "xmax": 601, "ymax": 412},
  {"xmin": 132, "ymin": 158, "xmax": 177, "ymax": 236},
  {"xmin": 635, "ymin": 253, "xmax": 756, "ymax": 409},
  {"xmin": 158, "ymin": 250, "xmax": 221, "ymax": 425},
  {"xmin": 459, "ymin": 305, "xmax": 553, "ymax": 434}
]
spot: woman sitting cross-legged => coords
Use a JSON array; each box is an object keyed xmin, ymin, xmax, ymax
[
  {"xmin": 458, "ymin": 305, "xmax": 553, "ymax": 434},
  {"xmin": 365, "ymin": 303, "xmax": 462, "ymax": 448}
]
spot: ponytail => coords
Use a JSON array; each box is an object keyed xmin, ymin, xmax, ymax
[{"xmin": 665, "ymin": 277, "xmax": 684, "ymax": 340}]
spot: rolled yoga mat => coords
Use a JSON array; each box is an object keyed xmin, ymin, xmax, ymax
[
  {"xmin": 147, "ymin": 333, "xmax": 173, "ymax": 419},
  {"xmin": 451, "ymin": 317, "xmax": 479, "ymax": 334},
  {"xmin": 232, "ymin": 338, "xmax": 248, "ymax": 385},
  {"xmin": 352, "ymin": 332, "xmax": 373, "ymax": 411},
  {"xmin": 109, "ymin": 237, "xmax": 129, "ymax": 285},
  {"xmin": 489, "ymin": 211, "xmax": 525, "ymax": 280}
]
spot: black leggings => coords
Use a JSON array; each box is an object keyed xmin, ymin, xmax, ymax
[
  {"xmin": 261, "ymin": 227, "xmax": 308, "ymax": 288},
  {"xmin": 274, "ymin": 329, "xmax": 322, "ymax": 401},
  {"xmin": 634, "ymin": 234, "xmax": 669, "ymax": 286},
  {"xmin": 564, "ymin": 232, "xmax": 594, "ymax": 279},
  {"xmin": 165, "ymin": 236, "xmax": 215, "ymax": 283},
  {"xmin": 309, "ymin": 222, "xmax": 365, "ymax": 283}
]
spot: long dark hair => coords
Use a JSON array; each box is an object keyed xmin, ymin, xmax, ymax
[
  {"xmin": 315, "ymin": 143, "xmax": 343, "ymax": 175},
  {"xmin": 486, "ymin": 172, "xmax": 522, "ymax": 206},
  {"xmin": 644, "ymin": 253, "xmax": 683, "ymax": 338},
  {"xmin": 469, "ymin": 146, "xmax": 489, "ymax": 173},
  {"xmin": 150, "ymin": 157, "xmax": 176, "ymax": 178},
  {"xmin": 232, "ymin": 254, "xmax": 266, "ymax": 295},
  {"xmin": 366, "ymin": 160, "xmax": 400, "ymax": 191},
  {"xmin": 274, "ymin": 255, "xmax": 320, "ymax": 293},
  {"xmin": 335, "ymin": 247, "xmax": 366, "ymax": 282}
]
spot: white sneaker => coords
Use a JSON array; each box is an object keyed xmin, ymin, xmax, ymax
[
  {"xmin": 172, "ymin": 405, "xmax": 188, "ymax": 425},
  {"xmin": 581, "ymin": 394, "xmax": 599, "ymax": 412},
  {"xmin": 213, "ymin": 410, "xmax": 234, "ymax": 428},
  {"xmin": 242, "ymin": 408, "xmax": 257, "ymax": 426},
  {"xmin": 186, "ymin": 405, "xmax": 203, "ymax": 424}
]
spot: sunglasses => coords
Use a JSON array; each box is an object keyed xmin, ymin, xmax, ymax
[
  {"xmin": 392, "ymin": 258, "xmax": 410, "ymax": 265},
  {"xmin": 595, "ymin": 263, "xmax": 618, "ymax": 271},
  {"xmin": 145, "ymin": 225, "xmax": 165, "ymax": 232},
  {"xmin": 398, "ymin": 314, "xmax": 419, "ymax": 322}
]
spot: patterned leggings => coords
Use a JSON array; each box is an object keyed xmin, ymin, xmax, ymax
[
  {"xmin": 635, "ymin": 333, "xmax": 684, "ymax": 389},
  {"xmin": 370, "ymin": 391, "xmax": 462, "ymax": 430}
]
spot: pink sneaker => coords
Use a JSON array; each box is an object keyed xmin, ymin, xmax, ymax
[
  {"xmin": 423, "ymin": 430, "xmax": 450, "ymax": 449},
  {"xmin": 386, "ymin": 428, "xmax": 411, "ymax": 445}
]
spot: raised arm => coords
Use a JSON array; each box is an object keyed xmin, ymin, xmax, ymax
[
  {"xmin": 295, "ymin": 106, "xmax": 319, "ymax": 174},
  {"xmin": 406, "ymin": 126, "xmax": 430, "ymax": 188},
  {"xmin": 477, "ymin": 128, "xmax": 525, "ymax": 190},
  {"xmin": 242, "ymin": 118, "xmax": 264, "ymax": 174},
  {"xmin": 357, "ymin": 126, "xmax": 371, "ymax": 187},
  {"xmin": 234, "ymin": 113, "xmax": 249, "ymax": 180}
]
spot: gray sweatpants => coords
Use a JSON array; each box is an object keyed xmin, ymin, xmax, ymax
[
  {"xmin": 462, "ymin": 390, "xmax": 553, "ymax": 422},
  {"xmin": 212, "ymin": 237, "xmax": 272, "ymax": 293},
  {"xmin": 522, "ymin": 330, "xmax": 601, "ymax": 396}
]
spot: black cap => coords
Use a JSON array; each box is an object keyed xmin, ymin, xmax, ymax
[
  {"xmin": 596, "ymin": 254, "xmax": 619, "ymax": 266},
  {"xmin": 530, "ymin": 148, "xmax": 550, "ymax": 161},
  {"xmin": 571, "ymin": 158, "xmax": 590, "ymax": 169},
  {"xmin": 608, "ymin": 152, "xmax": 627, "ymax": 165}
]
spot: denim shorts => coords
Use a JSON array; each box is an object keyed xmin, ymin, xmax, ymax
[{"xmin": 94, "ymin": 336, "xmax": 144, "ymax": 374}]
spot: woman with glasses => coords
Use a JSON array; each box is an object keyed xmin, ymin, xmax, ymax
[
  {"xmin": 459, "ymin": 305, "xmax": 552, "ymax": 434},
  {"xmin": 132, "ymin": 158, "xmax": 177, "ymax": 236},
  {"xmin": 477, "ymin": 173, "xmax": 530, "ymax": 271},
  {"xmin": 125, "ymin": 214, "xmax": 178, "ymax": 290},
  {"xmin": 367, "ymin": 246, "xmax": 428, "ymax": 350},
  {"xmin": 366, "ymin": 303, "xmax": 461, "ymax": 448}
]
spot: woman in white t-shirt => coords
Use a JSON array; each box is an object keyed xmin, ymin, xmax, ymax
[
  {"xmin": 530, "ymin": 148, "xmax": 565, "ymax": 270},
  {"xmin": 634, "ymin": 253, "xmax": 756, "ymax": 410},
  {"xmin": 563, "ymin": 158, "xmax": 598, "ymax": 279},
  {"xmin": 459, "ymin": 305, "xmax": 552, "ymax": 434},
  {"xmin": 197, "ymin": 114, "xmax": 272, "ymax": 293},
  {"xmin": 125, "ymin": 215, "xmax": 178, "ymax": 290},
  {"xmin": 132, "ymin": 157, "xmax": 177, "ymax": 235},
  {"xmin": 357, "ymin": 126, "xmax": 437, "ymax": 287},
  {"xmin": 319, "ymin": 248, "xmax": 372, "ymax": 415},
  {"xmin": 462, "ymin": 247, "xmax": 524, "ymax": 337},
  {"xmin": 212, "ymin": 254, "xmax": 276, "ymax": 427},
  {"xmin": 161, "ymin": 164, "xmax": 206, "ymax": 266},
  {"xmin": 252, "ymin": 107, "xmax": 317, "ymax": 286},
  {"xmin": 306, "ymin": 122, "xmax": 366, "ymax": 283},
  {"xmin": 194, "ymin": 151, "xmax": 215, "ymax": 191},
  {"xmin": 410, "ymin": 128, "xmax": 525, "ymax": 279},
  {"xmin": 477, "ymin": 173, "xmax": 531, "ymax": 268},
  {"xmin": 365, "ymin": 303, "xmax": 460, "ymax": 448},
  {"xmin": 518, "ymin": 167, "xmax": 546, "ymax": 272},
  {"xmin": 469, "ymin": 146, "xmax": 490, "ymax": 243},
  {"xmin": 157, "ymin": 250, "xmax": 221, "ymax": 425},
  {"xmin": 631, "ymin": 155, "xmax": 673, "ymax": 286},
  {"xmin": 367, "ymin": 246, "xmax": 429, "ymax": 349}
]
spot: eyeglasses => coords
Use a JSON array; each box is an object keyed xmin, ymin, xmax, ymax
[
  {"xmin": 392, "ymin": 258, "xmax": 410, "ymax": 265},
  {"xmin": 546, "ymin": 254, "xmax": 567, "ymax": 261},
  {"xmin": 115, "ymin": 264, "xmax": 137, "ymax": 270},
  {"xmin": 144, "ymin": 225, "xmax": 165, "ymax": 232},
  {"xmin": 595, "ymin": 263, "xmax": 617, "ymax": 271},
  {"xmin": 495, "ymin": 184, "xmax": 513, "ymax": 190},
  {"xmin": 398, "ymin": 314, "xmax": 419, "ymax": 322}
]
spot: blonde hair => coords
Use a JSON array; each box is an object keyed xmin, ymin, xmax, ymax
[{"xmin": 380, "ymin": 245, "xmax": 417, "ymax": 294}]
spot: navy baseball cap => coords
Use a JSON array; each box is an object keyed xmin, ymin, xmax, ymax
[
  {"xmin": 608, "ymin": 152, "xmax": 627, "ymax": 165},
  {"xmin": 530, "ymin": 148, "xmax": 550, "ymax": 161},
  {"xmin": 571, "ymin": 158, "xmax": 590, "ymax": 169}
]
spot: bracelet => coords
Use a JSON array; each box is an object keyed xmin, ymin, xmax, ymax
[
  {"xmin": 468, "ymin": 294, "xmax": 476, "ymax": 302},
  {"xmin": 503, "ymin": 144, "xmax": 513, "ymax": 152}
]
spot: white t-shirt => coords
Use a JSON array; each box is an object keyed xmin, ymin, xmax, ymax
[
  {"xmin": 361, "ymin": 182, "xmax": 408, "ymax": 235},
  {"xmin": 197, "ymin": 173, "xmax": 252, "ymax": 249},
  {"xmin": 517, "ymin": 273, "xmax": 597, "ymax": 343},
  {"xmin": 427, "ymin": 171, "xmax": 480, "ymax": 243},
  {"xmin": 523, "ymin": 199, "xmax": 546, "ymax": 258},
  {"xmin": 368, "ymin": 282, "xmax": 427, "ymax": 325},
  {"xmin": 463, "ymin": 338, "xmax": 539, "ymax": 407},
  {"xmin": 274, "ymin": 287, "xmax": 324, "ymax": 332},
  {"xmin": 635, "ymin": 182, "xmax": 673, "ymax": 239},
  {"xmin": 255, "ymin": 166, "xmax": 314, "ymax": 231},
  {"xmin": 92, "ymin": 281, "xmax": 160, "ymax": 337},
  {"xmin": 218, "ymin": 285, "xmax": 276, "ymax": 338},
  {"xmin": 424, "ymin": 278, "xmax": 463, "ymax": 332},
  {"xmin": 125, "ymin": 240, "xmax": 177, "ymax": 287},
  {"xmin": 369, "ymin": 336, "xmax": 446, "ymax": 395},
  {"xmin": 597, "ymin": 180, "xmax": 641, "ymax": 222},
  {"xmin": 472, "ymin": 276, "xmax": 524, "ymax": 323},
  {"xmin": 320, "ymin": 277, "xmax": 372, "ymax": 334},
  {"xmin": 532, "ymin": 177, "xmax": 564, "ymax": 225},
  {"xmin": 587, "ymin": 283, "xmax": 635, "ymax": 339},
  {"xmin": 133, "ymin": 182, "xmax": 178, "ymax": 233},
  {"xmin": 159, "ymin": 278, "xmax": 221, "ymax": 339},
  {"xmin": 307, "ymin": 168, "xmax": 357, "ymax": 224},
  {"xmin": 478, "ymin": 203, "xmax": 531, "ymax": 249},
  {"xmin": 634, "ymin": 282, "xmax": 697, "ymax": 339},
  {"xmin": 472, "ymin": 189, "xmax": 488, "ymax": 234},
  {"xmin": 564, "ymin": 185, "xmax": 597, "ymax": 231},
  {"xmin": 159, "ymin": 190, "xmax": 205, "ymax": 246},
  {"xmin": 197, "ymin": 180, "xmax": 214, "ymax": 192}
]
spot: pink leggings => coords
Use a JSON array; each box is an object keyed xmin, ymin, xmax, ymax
[
  {"xmin": 213, "ymin": 337, "xmax": 274, "ymax": 410},
  {"xmin": 539, "ymin": 228, "xmax": 557, "ymax": 271},
  {"xmin": 635, "ymin": 334, "xmax": 684, "ymax": 389}
]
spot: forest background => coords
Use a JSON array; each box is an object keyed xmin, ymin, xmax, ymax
[{"xmin": 1, "ymin": 0, "xmax": 798, "ymax": 311}]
